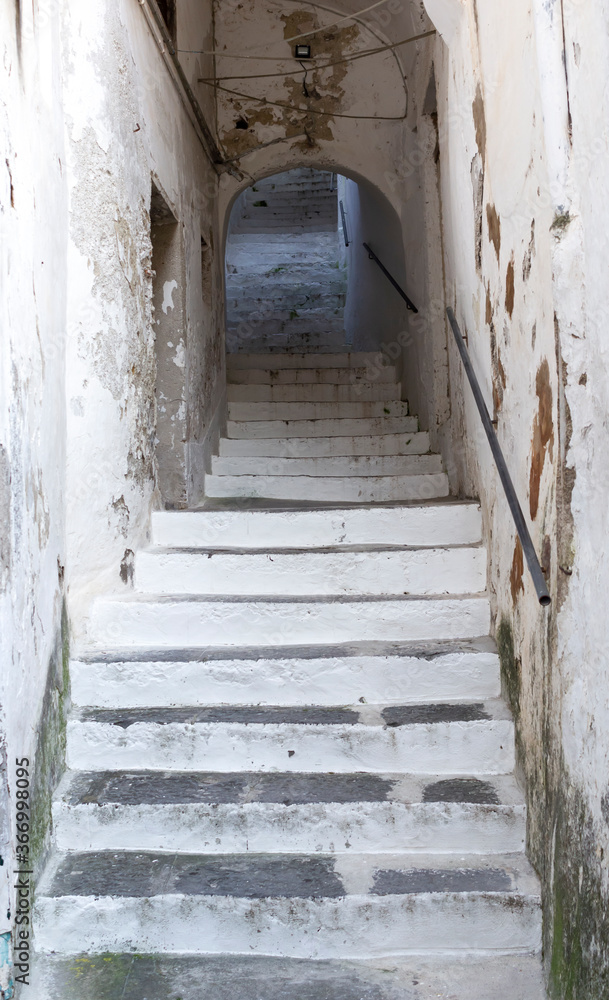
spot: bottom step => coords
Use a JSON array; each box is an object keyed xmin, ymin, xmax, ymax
[
  {"xmin": 35, "ymin": 851, "xmax": 541, "ymax": 958},
  {"xmin": 26, "ymin": 953, "xmax": 548, "ymax": 999}
]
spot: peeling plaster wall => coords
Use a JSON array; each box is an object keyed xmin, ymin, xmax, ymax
[
  {"xmin": 63, "ymin": 0, "xmax": 223, "ymax": 625},
  {"xmin": 0, "ymin": 3, "xmax": 69, "ymax": 992},
  {"xmin": 427, "ymin": 0, "xmax": 609, "ymax": 992}
]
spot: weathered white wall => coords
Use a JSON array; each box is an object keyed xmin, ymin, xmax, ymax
[
  {"xmin": 62, "ymin": 0, "xmax": 223, "ymax": 625},
  {"xmin": 425, "ymin": 0, "xmax": 609, "ymax": 990},
  {"xmin": 0, "ymin": 2, "xmax": 69, "ymax": 991}
]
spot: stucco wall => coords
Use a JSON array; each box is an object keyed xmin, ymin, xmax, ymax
[
  {"xmin": 426, "ymin": 0, "xmax": 609, "ymax": 992},
  {"xmin": 63, "ymin": 0, "xmax": 223, "ymax": 625},
  {"xmin": 0, "ymin": 3, "xmax": 69, "ymax": 992}
]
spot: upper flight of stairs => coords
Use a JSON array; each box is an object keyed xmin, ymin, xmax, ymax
[
  {"xmin": 206, "ymin": 352, "xmax": 449, "ymax": 502},
  {"xmin": 225, "ymin": 169, "xmax": 347, "ymax": 354},
  {"xmin": 32, "ymin": 351, "xmax": 542, "ymax": 994}
]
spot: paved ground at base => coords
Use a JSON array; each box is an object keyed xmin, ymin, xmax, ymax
[{"xmin": 26, "ymin": 953, "xmax": 547, "ymax": 999}]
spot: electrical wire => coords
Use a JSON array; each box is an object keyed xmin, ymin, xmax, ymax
[
  {"xmin": 285, "ymin": 0, "xmax": 393, "ymax": 42},
  {"xmin": 207, "ymin": 81, "xmax": 408, "ymax": 120},
  {"xmin": 197, "ymin": 29, "xmax": 435, "ymax": 82},
  {"xmin": 178, "ymin": 0, "xmax": 399, "ymax": 57}
]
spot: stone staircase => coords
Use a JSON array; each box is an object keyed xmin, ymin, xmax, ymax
[
  {"xmin": 32, "ymin": 351, "xmax": 543, "ymax": 997},
  {"xmin": 230, "ymin": 168, "xmax": 338, "ymax": 234},
  {"xmin": 225, "ymin": 169, "xmax": 347, "ymax": 353}
]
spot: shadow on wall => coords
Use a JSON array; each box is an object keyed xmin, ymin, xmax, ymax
[{"xmin": 341, "ymin": 174, "xmax": 411, "ymax": 361}]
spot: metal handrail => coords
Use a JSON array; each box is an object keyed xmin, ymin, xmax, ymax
[
  {"xmin": 339, "ymin": 200, "xmax": 350, "ymax": 247},
  {"xmin": 363, "ymin": 243, "xmax": 418, "ymax": 313},
  {"xmin": 446, "ymin": 307, "xmax": 551, "ymax": 607}
]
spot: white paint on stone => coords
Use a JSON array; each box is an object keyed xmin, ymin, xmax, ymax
[
  {"xmin": 162, "ymin": 279, "xmax": 178, "ymax": 314},
  {"xmin": 83, "ymin": 595, "xmax": 490, "ymax": 649},
  {"xmin": 70, "ymin": 646, "xmax": 500, "ymax": 709},
  {"xmin": 54, "ymin": 797, "xmax": 526, "ymax": 855},
  {"xmin": 134, "ymin": 545, "xmax": 485, "ymax": 597},
  {"xmin": 34, "ymin": 852, "xmax": 541, "ymax": 958}
]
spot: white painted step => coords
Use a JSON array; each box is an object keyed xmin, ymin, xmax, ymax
[
  {"xmin": 66, "ymin": 701, "xmax": 513, "ymax": 773},
  {"xmin": 228, "ymin": 400, "xmax": 409, "ymax": 421},
  {"xmin": 35, "ymin": 851, "xmax": 541, "ymax": 958},
  {"xmin": 226, "ymin": 352, "xmax": 391, "ymax": 370},
  {"xmin": 70, "ymin": 639, "xmax": 499, "ymax": 708},
  {"xmin": 151, "ymin": 504, "xmax": 482, "ymax": 549},
  {"xmin": 134, "ymin": 545, "xmax": 485, "ymax": 597},
  {"xmin": 226, "ymin": 384, "xmax": 402, "ymax": 404},
  {"xmin": 204, "ymin": 471, "xmax": 449, "ymax": 502},
  {"xmin": 226, "ymin": 416, "xmax": 419, "ymax": 439},
  {"xmin": 227, "ymin": 366, "xmax": 398, "ymax": 385},
  {"xmin": 210, "ymin": 454, "xmax": 442, "ymax": 478},
  {"xmin": 84, "ymin": 595, "xmax": 490, "ymax": 649},
  {"xmin": 218, "ymin": 432, "xmax": 430, "ymax": 458},
  {"xmin": 27, "ymin": 953, "xmax": 550, "ymax": 1000},
  {"xmin": 53, "ymin": 770, "xmax": 526, "ymax": 854}
]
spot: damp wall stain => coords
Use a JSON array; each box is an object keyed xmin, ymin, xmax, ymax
[
  {"xmin": 529, "ymin": 358, "xmax": 554, "ymax": 520},
  {"xmin": 486, "ymin": 203, "xmax": 501, "ymax": 260}
]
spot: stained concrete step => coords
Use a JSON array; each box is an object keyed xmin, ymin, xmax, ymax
[
  {"xmin": 227, "ymin": 400, "xmax": 409, "ymax": 421},
  {"xmin": 233, "ymin": 223, "xmax": 338, "ymax": 234},
  {"xmin": 35, "ymin": 851, "xmax": 541, "ymax": 958},
  {"xmin": 227, "ymin": 366, "xmax": 397, "ymax": 386},
  {"xmin": 204, "ymin": 471, "xmax": 449, "ymax": 502},
  {"xmin": 226, "ymin": 352, "xmax": 391, "ymax": 370},
  {"xmin": 151, "ymin": 503, "xmax": 482, "ymax": 549},
  {"xmin": 210, "ymin": 454, "xmax": 442, "ymax": 479},
  {"xmin": 26, "ymin": 952, "xmax": 549, "ymax": 1000},
  {"xmin": 70, "ymin": 638, "xmax": 499, "ymax": 708},
  {"xmin": 226, "ymin": 416, "xmax": 418, "ymax": 438},
  {"xmin": 53, "ymin": 770, "xmax": 526, "ymax": 854},
  {"xmin": 226, "ymin": 383, "xmax": 400, "ymax": 404},
  {"xmin": 85, "ymin": 594, "xmax": 489, "ymax": 649},
  {"xmin": 66, "ymin": 700, "xmax": 511, "ymax": 773},
  {"xmin": 134, "ymin": 544, "xmax": 485, "ymax": 597},
  {"xmin": 218, "ymin": 431, "xmax": 430, "ymax": 457}
]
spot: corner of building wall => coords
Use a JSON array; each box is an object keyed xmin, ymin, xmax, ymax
[
  {"xmin": 29, "ymin": 599, "xmax": 71, "ymax": 879},
  {"xmin": 188, "ymin": 382, "xmax": 227, "ymax": 504}
]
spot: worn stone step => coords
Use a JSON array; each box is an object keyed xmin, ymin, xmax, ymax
[
  {"xmin": 233, "ymin": 223, "xmax": 338, "ymax": 234},
  {"xmin": 227, "ymin": 383, "xmax": 400, "ymax": 404},
  {"xmin": 26, "ymin": 952, "xmax": 549, "ymax": 1000},
  {"xmin": 204, "ymin": 471, "xmax": 449, "ymax": 502},
  {"xmin": 35, "ymin": 850, "xmax": 541, "ymax": 958},
  {"xmin": 53, "ymin": 770, "xmax": 526, "ymax": 854},
  {"xmin": 151, "ymin": 503, "xmax": 481, "ymax": 549},
  {"xmin": 84, "ymin": 595, "xmax": 490, "ymax": 649},
  {"xmin": 226, "ymin": 415, "xmax": 418, "ymax": 438},
  {"xmin": 227, "ymin": 400, "xmax": 409, "ymax": 422},
  {"xmin": 227, "ymin": 366, "xmax": 397, "ymax": 386},
  {"xmin": 218, "ymin": 431, "xmax": 430, "ymax": 458},
  {"xmin": 151, "ymin": 500, "xmax": 482, "ymax": 549},
  {"xmin": 226, "ymin": 333, "xmax": 349, "ymax": 355},
  {"xmin": 134, "ymin": 543, "xmax": 484, "ymax": 597},
  {"xmin": 226, "ymin": 352, "xmax": 391, "ymax": 370},
  {"xmin": 66, "ymin": 699, "xmax": 511, "ymax": 773},
  {"xmin": 70, "ymin": 638, "xmax": 499, "ymax": 708},
  {"xmin": 210, "ymin": 454, "xmax": 442, "ymax": 480},
  {"xmin": 226, "ymin": 321, "xmax": 346, "ymax": 341}
]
